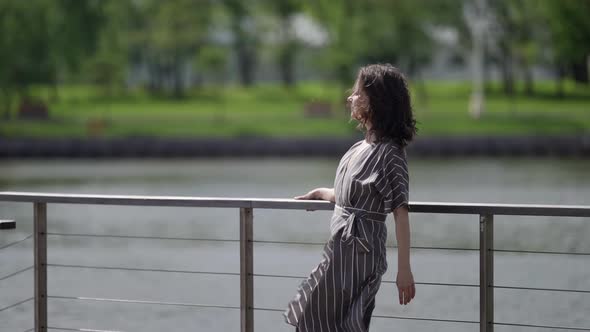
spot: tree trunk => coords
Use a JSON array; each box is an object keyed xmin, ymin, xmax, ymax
[
  {"xmin": 407, "ymin": 58, "xmax": 428, "ymax": 111},
  {"xmin": 522, "ymin": 56, "xmax": 534, "ymax": 96},
  {"xmin": 236, "ymin": 41, "xmax": 255, "ymax": 86},
  {"xmin": 48, "ymin": 70, "xmax": 60, "ymax": 103},
  {"xmin": 1, "ymin": 87, "xmax": 11, "ymax": 121},
  {"xmin": 147, "ymin": 63, "xmax": 156, "ymax": 93},
  {"xmin": 483, "ymin": 43, "xmax": 493, "ymax": 94},
  {"xmin": 233, "ymin": 20, "xmax": 255, "ymax": 87},
  {"xmin": 279, "ymin": 52, "xmax": 295, "ymax": 87},
  {"xmin": 414, "ymin": 73, "xmax": 429, "ymax": 113},
  {"xmin": 156, "ymin": 58, "xmax": 167, "ymax": 94},
  {"xmin": 278, "ymin": 15, "xmax": 297, "ymax": 88},
  {"xmin": 172, "ymin": 53, "xmax": 184, "ymax": 98},
  {"xmin": 555, "ymin": 64, "xmax": 566, "ymax": 99},
  {"xmin": 469, "ymin": 18, "xmax": 485, "ymax": 119},
  {"xmin": 148, "ymin": 55, "xmax": 164, "ymax": 94},
  {"xmin": 337, "ymin": 63, "xmax": 353, "ymax": 89},
  {"xmin": 571, "ymin": 61, "xmax": 589, "ymax": 84},
  {"xmin": 500, "ymin": 47, "xmax": 515, "ymax": 96},
  {"xmin": 523, "ymin": 66, "xmax": 534, "ymax": 96}
]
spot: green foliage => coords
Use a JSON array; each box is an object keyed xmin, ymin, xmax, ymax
[
  {"xmin": 539, "ymin": 0, "xmax": 590, "ymax": 64},
  {"xmin": 304, "ymin": 0, "xmax": 366, "ymax": 85},
  {"xmin": 221, "ymin": 0, "xmax": 260, "ymax": 86},
  {"xmin": 82, "ymin": 0, "xmax": 131, "ymax": 95},
  {"xmin": 536, "ymin": 0, "xmax": 590, "ymax": 84},
  {"xmin": 1, "ymin": 0, "xmax": 589, "ymax": 119},
  {"xmin": 257, "ymin": 0, "xmax": 304, "ymax": 86},
  {"xmin": 195, "ymin": 46, "xmax": 229, "ymax": 74},
  {"xmin": 359, "ymin": 0, "xmax": 436, "ymax": 73},
  {"xmin": 303, "ymin": 0, "xmax": 465, "ymax": 84},
  {"xmin": 0, "ymin": 0, "xmax": 104, "ymax": 118},
  {"xmin": 0, "ymin": 1, "xmax": 54, "ymax": 88},
  {"xmin": 2, "ymin": 81, "xmax": 588, "ymax": 138}
]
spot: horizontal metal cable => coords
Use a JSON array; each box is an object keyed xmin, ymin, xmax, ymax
[
  {"xmin": 495, "ymin": 321, "xmax": 590, "ymax": 331},
  {"xmin": 22, "ymin": 328, "xmax": 34, "ymax": 332},
  {"xmin": 253, "ymin": 239, "xmax": 326, "ymax": 246},
  {"xmin": 49, "ymin": 295, "xmax": 240, "ymax": 310},
  {"xmin": 494, "ymin": 284, "xmax": 590, "ymax": 294},
  {"xmin": 381, "ymin": 280, "xmax": 479, "ymax": 288},
  {"xmin": 0, "ymin": 297, "xmax": 33, "ymax": 313},
  {"xmin": 0, "ymin": 265, "xmax": 33, "ymax": 282},
  {"xmin": 372, "ymin": 314, "xmax": 478, "ymax": 325},
  {"xmin": 48, "ymin": 327, "xmax": 126, "ymax": 332},
  {"xmin": 493, "ymin": 248, "xmax": 590, "ymax": 256},
  {"xmin": 0, "ymin": 234, "xmax": 33, "ymax": 251},
  {"xmin": 404, "ymin": 246, "xmax": 478, "ymax": 252},
  {"xmin": 253, "ymin": 306, "xmax": 477, "ymax": 325},
  {"xmin": 48, "ymin": 263, "xmax": 239, "ymax": 277},
  {"xmin": 253, "ymin": 273, "xmax": 304, "ymax": 279},
  {"xmin": 253, "ymin": 240, "xmax": 478, "ymax": 251},
  {"xmin": 253, "ymin": 273, "xmax": 478, "ymax": 288},
  {"xmin": 253, "ymin": 306, "xmax": 284, "ymax": 312},
  {"xmin": 256, "ymin": 240, "xmax": 588, "ymax": 255},
  {"xmin": 47, "ymin": 232, "xmax": 239, "ymax": 243}
]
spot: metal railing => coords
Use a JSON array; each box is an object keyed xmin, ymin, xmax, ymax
[{"xmin": 0, "ymin": 191, "xmax": 589, "ymax": 332}]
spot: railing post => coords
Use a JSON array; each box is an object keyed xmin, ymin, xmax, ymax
[
  {"xmin": 479, "ymin": 214, "xmax": 494, "ymax": 332},
  {"xmin": 34, "ymin": 202, "xmax": 47, "ymax": 332},
  {"xmin": 240, "ymin": 207, "xmax": 254, "ymax": 332}
]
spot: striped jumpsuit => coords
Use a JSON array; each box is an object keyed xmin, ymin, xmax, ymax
[{"xmin": 283, "ymin": 138, "xmax": 410, "ymax": 331}]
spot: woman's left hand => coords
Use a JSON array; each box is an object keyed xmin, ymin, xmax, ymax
[{"xmin": 396, "ymin": 269, "xmax": 416, "ymax": 305}]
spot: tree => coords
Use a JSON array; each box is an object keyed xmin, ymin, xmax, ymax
[
  {"xmin": 361, "ymin": 0, "xmax": 451, "ymax": 111},
  {"xmin": 262, "ymin": 0, "xmax": 303, "ymax": 87},
  {"xmin": 128, "ymin": 0, "xmax": 212, "ymax": 97},
  {"xmin": 488, "ymin": 0, "xmax": 543, "ymax": 96},
  {"xmin": 52, "ymin": 0, "xmax": 104, "ymax": 76},
  {"xmin": 83, "ymin": 0, "xmax": 133, "ymax": 96},
  {"xmin": 361, "ymin": 0, "xmax": 439, "ymax": 77},
  {"xmin": 223, "ymin": 0, "xmax": 259, "ymax": 86},
  {"xmin": 307, "ymin": 0, "xmax": 454, "ymax": 87},
  {"xmin": 463, "ymin": 0, "xmax": 491, "ymax": 119},
  {"xmin": 305, "ymin": 0, "xmax": 366, "ymax": 87},
  {"xmin": 0, "ymin": 0, "xmax": 103, "ymax": 119},
  {"xmin": 540, "ymin": 0, "xmax": 590, "ymax": 94}
]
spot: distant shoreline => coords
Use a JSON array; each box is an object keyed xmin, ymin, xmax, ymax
[{"xmin": 1, "ymin": 135, "xmax": 589, "ymax": 158}]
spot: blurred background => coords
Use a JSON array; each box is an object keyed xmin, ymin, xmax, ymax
[
  {"xmin": 0, "ymin": 0, "xmax": 588, "ymax": 138},
  {"xmin": 1, "ymin": 0, "xmax": 589, "ymax": 331}
]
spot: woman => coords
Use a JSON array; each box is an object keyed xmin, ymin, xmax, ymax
[{"xmin": 283, "ymin": 63, "xmax": 417, "ymax": 331}]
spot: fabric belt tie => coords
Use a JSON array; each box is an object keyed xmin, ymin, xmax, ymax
[{"xmin": 333, "ymin": 204, "xmax": 387, "ymax": 253}]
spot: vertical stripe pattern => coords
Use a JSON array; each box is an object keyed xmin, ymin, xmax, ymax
[{"xmin": 284, "ymin": 138, "xmax": 410, "ymax": 331}]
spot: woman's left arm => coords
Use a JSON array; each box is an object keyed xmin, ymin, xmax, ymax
[{"xmin": 393, "ymin": 205, "xmax": 415, "ymax": 305}]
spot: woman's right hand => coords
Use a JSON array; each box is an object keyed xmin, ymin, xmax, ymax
[
  {"xmin": 396, "ymin": 268, "xmax": 416, "ymax": 305},
  {"xmin": 294, "ymin": 187, "xmax": 334, "ymax": 202}
]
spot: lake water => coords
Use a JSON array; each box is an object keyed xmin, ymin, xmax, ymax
[{"xmin": 0, "ymin": 157, "xmax": 589, "ymax": 332}]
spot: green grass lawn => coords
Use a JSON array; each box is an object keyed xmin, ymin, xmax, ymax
[{"xmin": 1, "ymin": 80, "xmax": 589, "ymax": 138}]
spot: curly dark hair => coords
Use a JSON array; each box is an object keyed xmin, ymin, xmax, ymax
[{"xmin": 348, "ymin": 63, "xmax": 417, "ymax": 148}]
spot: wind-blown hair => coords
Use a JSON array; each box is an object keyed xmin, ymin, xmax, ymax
[{"xmin": 349, "ymin": 63, "xmax": 417, "ymax": 148}]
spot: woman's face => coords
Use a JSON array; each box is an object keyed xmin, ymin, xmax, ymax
[{"xmin": 347, "ymin": 79, "xmax": 366, "ymax": 123}]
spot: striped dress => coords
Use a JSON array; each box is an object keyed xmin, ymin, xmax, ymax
[{"xmin": 283, "ymin": 138, "xmax": 410, "ymax": 331}]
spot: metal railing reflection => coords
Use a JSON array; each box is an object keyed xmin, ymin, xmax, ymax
[{"xmin": 0, "ymin": 191, "xmax": 589, "ymax": 332}]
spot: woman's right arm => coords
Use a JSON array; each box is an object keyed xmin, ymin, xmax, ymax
[
  {"xmin": 393, "ymin": 205, "xmax": 415, "ymax": 305},
  {"xmin": 294, "ymin": 187, "xmax": 335, "ymax": 203}
]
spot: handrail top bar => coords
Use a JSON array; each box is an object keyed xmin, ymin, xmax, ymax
[{"xmin": 0, "ymin": 191, "xmax": 589, "ymax": 217}]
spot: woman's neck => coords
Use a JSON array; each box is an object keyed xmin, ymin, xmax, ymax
[{"xmin": 364, "ymin": 129, "xmax": 377, "ymax": 144}]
